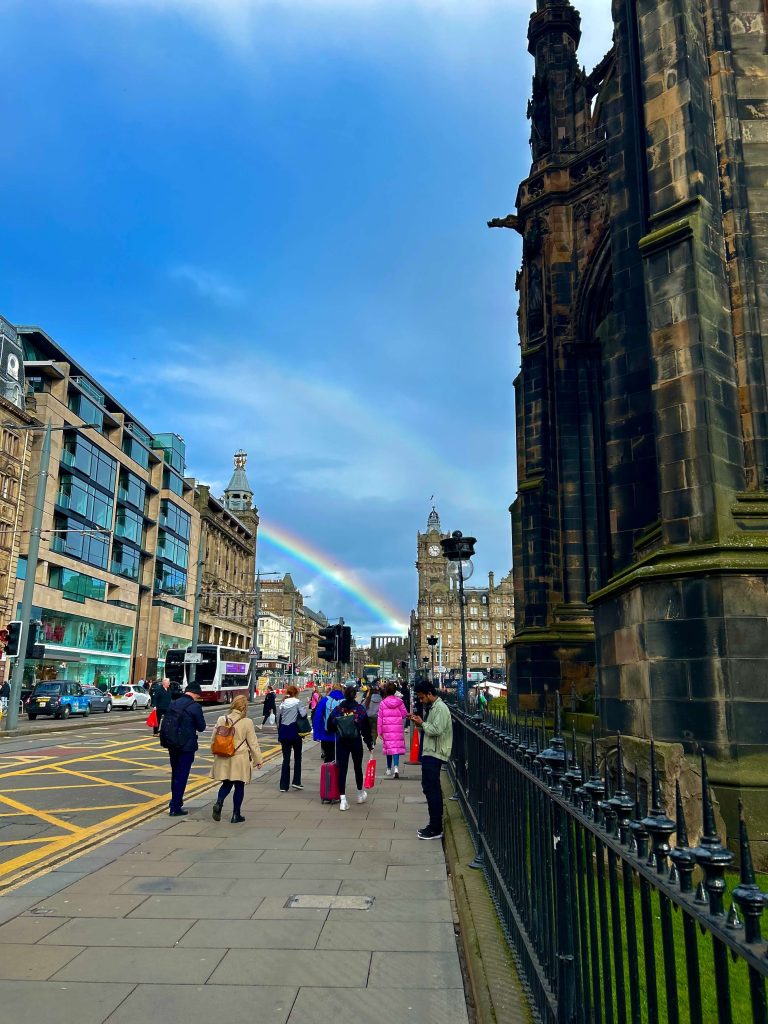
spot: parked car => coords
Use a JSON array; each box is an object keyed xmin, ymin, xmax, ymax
[
  {"xmin": 81, "ymin": 685, "xmax": 112, "ymax": 713},
  {"xmin": 110, "ymin": 685, "xmax": 151, "ymax": 711},
  {"xmin": 27, "ymin": 681, "xmax": 91, "ymax": 720}
]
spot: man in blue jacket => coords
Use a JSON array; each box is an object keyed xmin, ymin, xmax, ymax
[
  {"xmin": 312, "ymin": 685, "xmax": 344, "ymax": 763},
  {"xmin": 160, "ymin": 680, "xmax": 206, "ymax": 816}
]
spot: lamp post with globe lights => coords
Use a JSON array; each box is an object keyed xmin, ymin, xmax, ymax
[
  {"xmin": 426, "ymin": 634, "xmax": 438, "ymax": 684},
  {"xmin": 440, "ymin": 530, "xmax": 476, "ymax": 710}
]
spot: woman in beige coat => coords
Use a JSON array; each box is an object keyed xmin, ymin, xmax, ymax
[{"xmin": 210, "ymin": 694, "xmax": 263, "ymax": 823}]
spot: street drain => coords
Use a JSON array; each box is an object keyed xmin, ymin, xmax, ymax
[{"xmin": 285, "ymin": 894, "xmax": 374, "ymax": 911}]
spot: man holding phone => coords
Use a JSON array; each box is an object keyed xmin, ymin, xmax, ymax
[{"xmin": 410, "ymin": 680, "xmax": 453, "ymax": 840}]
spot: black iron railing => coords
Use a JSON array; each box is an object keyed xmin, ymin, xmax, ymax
[{"xmin": 448, "ymin": 698, "xmax": 768, "ymax": 1024}]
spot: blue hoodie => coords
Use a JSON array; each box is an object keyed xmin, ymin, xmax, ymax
[{"xmin": 313, "ymin": 688, "xmax": 344, "ymax": 742}]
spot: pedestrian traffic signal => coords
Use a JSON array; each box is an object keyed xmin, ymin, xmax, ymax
[
  {"xmin": 25, "ymin": 620, "xmax": 45, "ymax": 660},
  {"xmin": 4, "ymin": 620, "xmax": 21, "ymax": 658},
  {"xmin": 318, "ymin": 625, "xmax": 337, "ymax": 662},
  {"xmin": 338, "ymin": 625, "xmax": 352, "ymax": 665}
]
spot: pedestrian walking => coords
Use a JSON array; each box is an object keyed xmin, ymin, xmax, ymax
[
  {"xmin": 159, "ymin": 680, "xmax": 206, "ymax": 816},
  {"xmin": 309, "ymin": 684, "xmax": 322, "ymax": 716},
  {"xmin": 328, "ymin": 684, "xmax": 373, "ymax": 811},
  {"xmin": 262, "ymin": 684, "xmax": 277, "ymax": 726},
  {"xmin": 378, "ymin": 681, "xmax": 408, "ymax": 778},
  {"xmin": 277, "ymin": 684, "xmax": 308, "ymax": 792},
  {"xmin": 150, "ymin": 676, "xmax": 172, "ymax": 735},
  {"xmin": 210, "ymin": 694, "xmax": 263, "ymax": 823},
  {"xmin": 313, "ymin": 683, "xmax": 344, "ymax": 763},
  {"xmin": 364, "ymin": 682, "xmax": 383, "ymax": 746},
  {"xmin": 409, "ymin": 680, "xmax": 453, "ymax": 840}
]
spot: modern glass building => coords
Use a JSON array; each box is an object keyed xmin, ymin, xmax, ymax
[{"xmin": 14, "ymin": 325, "xmax": 201, "ymax": 689}]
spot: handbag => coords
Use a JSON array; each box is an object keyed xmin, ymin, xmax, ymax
[
  {"xmin": 364, "ymin": 757, "xmax": 377, "ymax": 789},
  {"xmin": 211, "ymin": 716, "xmax": 237, "ymax": 757},
  {"xmin": 145, "ymin": 707, "xmax": 158, "ymax": 729},
  {"xmin": 297, "ymin": 711, "xmax": 311, "ymax": 737}
]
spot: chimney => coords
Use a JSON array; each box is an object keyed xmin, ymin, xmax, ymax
[{"xmin": 489, "ymin": 571, "xmax": 495, "ymax": 589}]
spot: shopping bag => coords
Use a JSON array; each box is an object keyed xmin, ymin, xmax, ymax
[
  {"xmin": 364, "ymin": 757, "xmax": 377, "ymax": 789},
  {"xmin": 267, "ymin": 712, "xmax": 276, "ymax": 726},
  {"xmin": 145, "ymin": 707, "xmax": 158, "ymax": 729}
]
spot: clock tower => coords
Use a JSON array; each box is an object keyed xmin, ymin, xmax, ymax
[{"xmin": 416, "ymin": 506, "xmax": 449, "ymax": 600}]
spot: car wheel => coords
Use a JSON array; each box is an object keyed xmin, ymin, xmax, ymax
[
  {"xmin": 60, "ymin": 705, "xmax": 71, "ymax": 720},
  {"xmin": 131, "ymin": 700, "xmax": 137, "ymax": 711},
  {"xmin": 27, "ymin": 714, "xmax": 36, "ymax": 720},
  {"xmin": 105, "ymin": 702, "xmax": 112, "ymax": 713},
  {"xmin": 83, "ymin": 704, "xmax": 91, "ymax": 717}
]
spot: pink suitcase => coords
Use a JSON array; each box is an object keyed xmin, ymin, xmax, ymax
[{"xmin": 320, "ymin": 760, "xmax": 340, "ymax": 803}]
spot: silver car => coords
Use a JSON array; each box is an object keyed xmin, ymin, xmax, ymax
[{"xmin": 110, "ymin": 685, "xmax": 151, "ymax": 711}]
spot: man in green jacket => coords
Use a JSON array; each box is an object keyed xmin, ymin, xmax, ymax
[{"xmin": 410, "ymin": 680, "xmax": 453, "ymax": 840}]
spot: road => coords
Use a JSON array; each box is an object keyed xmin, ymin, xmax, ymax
[{"xmin": 0, "ymin": 696, "xmax": 300, "ymax": 892}]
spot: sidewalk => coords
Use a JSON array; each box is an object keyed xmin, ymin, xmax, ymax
[{"xmin": 0, "ymin": 742, "xmax": 470, "ymax": 1024}]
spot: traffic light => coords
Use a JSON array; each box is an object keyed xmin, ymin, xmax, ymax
[
  {"xmin": 338, "ymin": 625, "xmax": 352, "ymax": 665},
  {"xmin": 4, "ymin": 620, "xmax": 21, "ymax": 658},
  {"xmin": 26, "ymin": 620, "xmax": 45, "ymax": 660},
  {"xmin": 318, "ymin": 625, "xmax": 337, "ymax": 662}
]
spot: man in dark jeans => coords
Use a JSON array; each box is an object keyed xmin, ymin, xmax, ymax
[
  {"xmin": 162, "ymin": 681, "xmax": 206, "ymax": 816},
  {"xmin": 410, "ymin": 680, "xmax": 453, "ymax": 840},
  {"xmin": 151, "ymin": 677, "xmax": 172, "ymax": 736}
]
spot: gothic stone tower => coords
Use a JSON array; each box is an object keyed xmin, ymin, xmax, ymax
[{"xmin": 507, "ymin": 0, "xmax": 768, "ymax": 762}]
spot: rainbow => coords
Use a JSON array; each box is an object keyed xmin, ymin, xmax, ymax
[{"xmin": 258, "ymin": 522, "xmax": 408, "ymax": 632}]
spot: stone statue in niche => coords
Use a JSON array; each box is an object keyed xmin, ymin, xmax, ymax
[
  {"xmin": 528, "ymin": 73, "xmax": 551, "ymax": 159},
  {"xmin": 524, "ymin": 218, "xmax": 545, "ymax": 337}
]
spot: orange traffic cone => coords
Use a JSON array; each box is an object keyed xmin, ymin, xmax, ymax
[{"xmin": 407, "ymin": 722, "xmax": 421, "ymax": 765}]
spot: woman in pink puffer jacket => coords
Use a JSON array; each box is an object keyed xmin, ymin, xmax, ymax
[{"xmin": 377, "ymin": 681, "xmax": 408, "ymax": 778}]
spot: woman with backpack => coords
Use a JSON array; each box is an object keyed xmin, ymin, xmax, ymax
[
  {"xmin": 328, "ymin": 684, "xmax": 373, "ymax": 811},
  {"xmin": 277, "ymin": 685, "xmax": 309, "ymax": 792},
  {"xmin": 210, "ymin": 694, "xmax": 263, "ymax": 824},
  {"xmin": 378, "ymin": 681, "xmax": 408, "ymax": 779}
]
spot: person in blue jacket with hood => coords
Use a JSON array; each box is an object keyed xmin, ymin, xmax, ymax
[{"xmin": 313, "ymin": 684, "xmax": 344, "ymax": 762}]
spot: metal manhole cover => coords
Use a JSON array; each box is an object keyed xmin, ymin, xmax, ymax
[{"xmin": 285, "ymin": 894, "xmax": 374, "ymax": 911}]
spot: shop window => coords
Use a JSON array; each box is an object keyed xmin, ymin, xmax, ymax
[{"xmin": 49, "ymin": 566, "xmax": 107, "ymax": 603}]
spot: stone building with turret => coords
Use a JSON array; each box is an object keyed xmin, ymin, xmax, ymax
[{"xmin": 501, "ymin": 0, "xmax": 768, "ymax": 775}]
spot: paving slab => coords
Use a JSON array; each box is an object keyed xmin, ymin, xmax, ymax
[
  {"xmin": 250, "ymin": 896, "xmax": 330, "ymax": 921},
  {"xmin": 126, "ymin": 894, "xmax": 263, "ymax": 919},
  {"xmin": 52, "ymin": 945, "xmax": 226, "ymax": 983},
  {"xmin": 257, "ymin": 848, "xmax": 353, "ymax": 865},
  {"xmin": 0, "ymin": 980, "xmax": 134, "ymax": 1023},
  {"xmin": 325, "ymin": 898, "xmax": 454, "ymax": 923},
  {"xmin": 0, "ymin": 942, "xmax": 84, "ymax": 980},
  {"xmin": 286, "ymin": 986, "xmax": 468, "ymax": 1024},
  {"xmin": 284, "ymin": 863, "xmax": 387, "ymax": 880},
  {"xmin": 104, "ymin": 983, "xmax": 298, "ymax": 1024},
  {"xmin": 339, "ymin": 879, "xmax": 450, "ymax": 900},
  {"xmin": 113, "ymin": 875, "xmax": 233, "ymax": 896},
  {"xmin": 180, "ymin": 860, "xmax": 289, "ymax": 879},
  {"xmin": 180, "ymin": 918, "xmax": 324, "ymax": 949},
  {"xmin": 24, "ymin": 893, "xmax": 149, "ymax": 918},
  {"xmin": 39, "ymin": 916, "xmax": 193, "ymax": 947},
  {"xmin": 317, "ymin": 918, "xmax": 458, "ymax": 952},
  {"xmin": 385, "ymin": 863, "xmax": 448, "ymax": 880},
  {"xmin": 209, "ymin": 949, "xmax": 371, "ymax": 988},
  {"xmin": 368, "ymin": 950, "xmax": 464, "ymax": 988},
  {"xmin": 0, "ymin": 915, "xmax": 69, "ymax": 944}
]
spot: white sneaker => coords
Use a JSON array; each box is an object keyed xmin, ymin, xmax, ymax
[
  {"xmin": 394, "ymin": 767, "xmax": 399, "ymax": 778},
  {"xmin": 385, "ymin": 768, "xmax": 392, "ymax": 777},
  {"xmin": 339, "ymin": 795, "xmax": 349, "ymax": 812},
  {"xmin": 356, "ymin": 790, "xmax": 367, "ymax": 804}
]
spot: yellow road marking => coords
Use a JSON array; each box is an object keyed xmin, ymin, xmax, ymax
[
  {"xmin": 0, "ymin": 838, "xmax": 57, "ymax": 846},
  {"xmin": 0, "ymin": 792, "xmax": 85, "ymax": 835},
  {"xmin": 50, "ymin": 766, "xmax": 158, "ymax": 799}
]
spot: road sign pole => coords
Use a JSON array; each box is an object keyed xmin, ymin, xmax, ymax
[
  {"xmin": 187, "ymin": 530, "xmax": 205, "ymax": 687},
  {"xmin": 6, "ymin": 423, "xmax": 51, "ymax": 732},
  {"xmin": 248, "ymin": 573, "xmax": 261, "ymax": 700}
]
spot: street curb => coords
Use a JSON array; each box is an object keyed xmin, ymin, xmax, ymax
[{"xmin": 442, "ymin": 775, "xmax": 534, "ymax": 1024}]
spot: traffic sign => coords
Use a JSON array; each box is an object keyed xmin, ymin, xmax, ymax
[
  {"xmin": 184, "ymin": 653, "xmax": 203, "ymax": 664},
  {"xmin": 249, "ymin": 647, "xmax": 260, "ymax": 657}
]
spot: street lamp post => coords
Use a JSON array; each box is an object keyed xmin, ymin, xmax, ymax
[
  {"xmin": 248, "ymin": 570, "xmax": 283, "ymax": 700},
  {"xmin": 440, "ymin": 530, "xmax": 476, "ymax": 711},
  {"xmin": 427, "ymin": 634, "xmax": 438, "ymax": 684}
]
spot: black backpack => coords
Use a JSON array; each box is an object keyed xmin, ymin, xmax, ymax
[
  {"xmin": 159, "ymin": 700, "xmax": 196, "ymax": 750},
  {"xmin": 335, "ymin": 709, "xmax": 359, "ymax": 741}
]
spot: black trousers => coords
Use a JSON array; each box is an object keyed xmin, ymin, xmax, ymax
[
  {"xmin": 336, "ymin": 738, "xmax": 364, "ymax": 795},
  {"xmin": 279, "ymin": 738, "xmax": 302, "ymax": 789},
  {"xmin": 153, "ymin": 708, "xmax": 165, "ymax": 736},
  {"xmin": 217, "ymin": 779, "xmax": 245, "ymax": 815},
  {"xmin": 320, "ymin": 740, "xmax": 335, "ymax": 763},
  {"xmin": 168, "ymin": 749, "xmax": 195, "ymax": 813},
  {"xmin": 421, "ymin": 755, "xmax": 444, "ymax": 831}
]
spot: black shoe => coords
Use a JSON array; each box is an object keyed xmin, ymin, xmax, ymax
[
  {"xmin": 231, "ymin": 814, "xmax": 246, "ymax": 824},
  {"xmin": 212, "ymin": 801, "xmax": 222, "ymax": 821},
  {"xmin": 418, "ymin": 827, "xmax": 443, "ymax": 840},
  {"xmin": 169, "ymin": 809, "xmax": 189, "ymax": 817},
  {"xmin": 279, "ymin": 788, "xmax": 289, "ymax": 793},
  {"xmin": 291, "ymin": 783, "xmax": 304, "ymax": 791}
]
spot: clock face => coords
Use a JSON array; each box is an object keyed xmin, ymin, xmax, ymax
[{"xmin": 428, "ymin": 544, "xmax": 441, "ymax": 557}]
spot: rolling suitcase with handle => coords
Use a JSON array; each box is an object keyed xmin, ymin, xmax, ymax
[{"xmin": 320, "ymin": 759, "xmax": 340, "ymax": 803}]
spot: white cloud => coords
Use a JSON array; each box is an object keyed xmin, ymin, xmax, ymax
[{"xmin": 168, "ymin": 265, "xmax": 246, "ymax": 307}]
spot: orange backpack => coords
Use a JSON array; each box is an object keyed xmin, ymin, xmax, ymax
[{"xmin": 211, "ymin": 716, "xmax": 237, "ymax": 757}]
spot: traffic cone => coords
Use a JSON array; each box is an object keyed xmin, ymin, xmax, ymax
[{"xmin": 407, "ymin": 722, "xmax": 421, "ymax": 765}]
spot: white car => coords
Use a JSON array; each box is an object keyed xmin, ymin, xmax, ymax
[{"xmin": 110, "ymin": 685, "xmax": 152, "ymax": 711}]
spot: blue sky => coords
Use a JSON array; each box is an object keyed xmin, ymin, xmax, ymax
[{"xmin": 0, "ymin": 0, "xmax": 612, "ymax": 639}]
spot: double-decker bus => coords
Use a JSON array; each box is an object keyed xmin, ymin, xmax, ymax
[{"xmin": 164, "ymin": 644, "xmax": 250, "ymax": 704}]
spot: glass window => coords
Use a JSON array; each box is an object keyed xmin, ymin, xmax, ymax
[
  {"xmin": 16, "ymin": 555, "xmax": 26, "ymax": 580},
  {"xmin": 172, "ymin": 606, "xmax": 189, "ymax": 625},
  {"xmin": 470, "ymin": 606, "xmax": 478, "ymax": 615},
  {"xmin": 51, "ymin": 514, "xmax": 110, "ymax": 570},
  {"xmin": 61, "ymin": 434, "xmax": 117, "ymax": 493},
  {"xmin": 121, "ymin": 433, "xmax": 150, "ymax": 470},
  {"xmin": 68, "ymin": 391, "xmax": 104, "ymax": 433},
  {"xmin": 49, "ymin": 566, "xmax": 107, "ymax": 603},
  {"xmin": 152, "ymin": 433, "xmax": 186, "ymax": 473},
  {"xmin": 156, "ymin": 529, "xmax": 189, "ymax": 569},
  {"xmin": 470, "ymin": 621, "xmax": 478, "ymax": 630},
  {"xmin": 154, "ymin": 562, "xmax": 187, "ymax": 598},
  {"xmin": 159, "ymin": 499, "xmax": 191, "ymax": 540},
  {"xmin": 111, "ymin": 541, "xmax": 141, "ymax": 581},
  {"xmin": 118, "ymin": 470, "xmax": 146, "ymax": 511},
  {"xmin": 57, "ymin": 472, "xmax": 114, "ymax": 529},
  {"xmin": 114, "ymin": 506, "xmax": 143, "ymax": 545},
  {"xmin": 162, "ymin": 467, "xmax": 184, "ymax": 496},
  {"xmin": 38, "ymin": 606, "xmax": 132, "ymax": 654},
  {"xmin": 471, "ymin": 654, "xmax": 479, "ymax": 664}
]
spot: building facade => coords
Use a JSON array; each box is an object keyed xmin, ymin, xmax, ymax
[
  {"xmin": 505, "ymin": 0, "xmax": 768, "ymax": 760},
  {"xmin": 257, "ymin": 574, "xmax": 327, "ymax": 674},
  {"xmin": 16, "ymin": 325, "xmax": 200, "ymax": 689},
  {"xmin": 193, "ymin": 452, "xmax": 258, "ymax": 653},
  {"xmin": 412, "ymin": 507, "xmax": 514, "ymax": 677}
]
